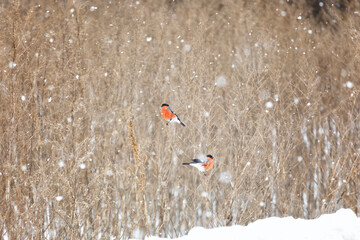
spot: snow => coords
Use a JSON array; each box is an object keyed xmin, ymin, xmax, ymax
[
  {"xmin": 341, "ymin": 69, "xmax": 347, "ymax": 77},
  {"xmin": 218, "ymin": 171, "xmax": 232, "ymax": 184},
  {"xmin": 58, "ymin": 161, "xmax": 65, "ymax": 168},
  {"xmin": 9, "ymin": 61, "xmax": 16, "ymax": 69},
  {"xmin": 106, "ymin": 169, "xmax": 113, "ymax": 176},
  {"xmin": 201, "ymin": 192, "xmax": 208, "ymax": 198},
  {"xmin": 345, "ymin": 81, "xmax": 354, "ymax": 89},
  {"xmin": 183, "ymin": 44, "xmax": 191, "ymax": 52},
  {"xmin": 147, "ymin": 209, "xmax": 360, "ymax": 240},
  {"xmin": 215, "ymin": 76, "xmax": 227, "ymax": 87},
  {"xmin": 55, "ymin": 196, "xmax": 63, "ymax": 201},
  {"xmin": 265, "ymin": 101, "xmax": 274, "ymax": 109},
  {"xmin": 80, "ymin": 163, "xmax": 86, "ymax": 169}
]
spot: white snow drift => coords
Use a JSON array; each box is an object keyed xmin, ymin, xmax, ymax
[{"xmin": 147, "ymin": 209, "xmax": 360, "ymax": 240}]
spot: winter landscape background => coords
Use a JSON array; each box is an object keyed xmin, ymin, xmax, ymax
[{"xmin": 0, "ymin": 0, "xmax": 359, "ymax": 239}]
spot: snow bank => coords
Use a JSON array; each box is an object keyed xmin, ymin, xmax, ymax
[{"xmin": 147, "ymin": 209, "xmax": 360, "ymax": 240}]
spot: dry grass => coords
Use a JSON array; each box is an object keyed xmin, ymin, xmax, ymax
[{"xmin": 0, "ymin": 0, "xmax": 359, "ymax": 239}]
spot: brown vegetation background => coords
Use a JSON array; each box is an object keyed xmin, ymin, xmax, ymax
[{"xmin": 1, "ymin": 0, "xmax": 359, "ymax": 239}]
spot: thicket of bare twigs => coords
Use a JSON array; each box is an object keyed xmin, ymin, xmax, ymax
[{"xmin": 1, "ymin": 0, "xmax": 359, "ymax": 239}]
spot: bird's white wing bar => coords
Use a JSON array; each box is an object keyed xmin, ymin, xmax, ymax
[
  {"xmin": 170, "ymin": 117, "xmax": 181, "ymax": 124},
  {"xmin": 189, "ymin": 163, "xmax": 205, "ymax": 172}
]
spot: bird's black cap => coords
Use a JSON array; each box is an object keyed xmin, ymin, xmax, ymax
[
  {"xmin": 206, "ymin": 155, "xmax": 213, "ymax": 159},
  {"xmin": 161, "ymin": 103, "xmax": 169, "ymax": 107}
]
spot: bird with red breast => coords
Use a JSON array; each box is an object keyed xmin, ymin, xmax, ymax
[
  {"xmin": 182, "ymin": 155, "xmax": 214, "ymax": 175},
  {"xmin": 161, "ymin": 103, "xmax": 185, "ymax": 127}
]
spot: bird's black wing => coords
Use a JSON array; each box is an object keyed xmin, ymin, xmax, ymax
[
  {"xmin": 167, "ymin": 106, "xmax": 175, "ymax": 114},
  {"xmin": 192, "ymin": 159, "xmax": 204, "ymax": 163}
]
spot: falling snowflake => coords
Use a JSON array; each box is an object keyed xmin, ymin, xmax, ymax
[
  {"xmin": 56, "ymin": 196, "xmax": 63, "ymax": 201},
  {"xmin": 58, "ymin": 161, "xmax": 65, "ymax": 168},
  {"xmin": 345, "ymin": 81, "xmax": 353, "ymax": 89},
  {"xmin": 183, "ymin": 44, "xmax": 191, "ymax": 52},
  {"xmin": 265, "ymin": 101, "xmax": 274, "ymax": 109},
  {"xmin": 106, "ymin": 170, "xmax": 114, "ymax": 176},
  {"xmin": 219, "ymin": 171, "xmax": 232, "ymax": 184},
  {"xmin": 215, "ymin": 76, "xmax": 227, "ymax": 87},
  {"xmin": 9, "ymin": 62, "xmax": 16, "ymax": 69},
  {"xmin": 201, "ymin": 192, "xmax": 208, "ymax": 198},
  {"xmin": 341, "ymin": 69, "xmax": 347, "ymax": 78}
]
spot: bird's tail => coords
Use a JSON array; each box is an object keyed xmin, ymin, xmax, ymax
[
  {"xmin": 175, "ymin": 114, "xmax": 185, "ymax": 127},
  {"xmin": 182, "ymin": 163, "xmax": 191, "ymax": 165}
]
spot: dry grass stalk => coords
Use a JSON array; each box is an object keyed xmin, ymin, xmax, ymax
[
  {"xmin": 128, "ymin": 120, "xmax": 149, "ymax": 237},
  {"xmin": 0, "ymin": 0, "xmax": 359, "ymax": 239}
]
